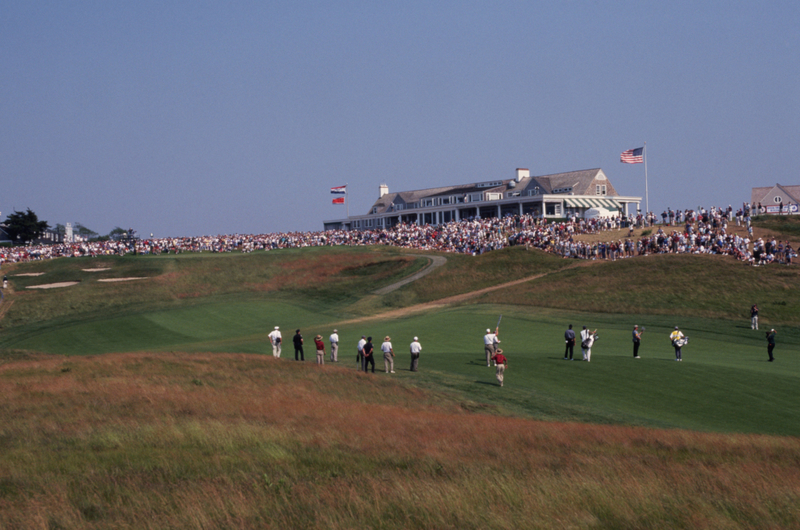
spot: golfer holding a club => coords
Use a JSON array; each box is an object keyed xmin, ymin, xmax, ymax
[{"xmin": 581, "ymin": 326, "xmax": 598, "ymax": 362}]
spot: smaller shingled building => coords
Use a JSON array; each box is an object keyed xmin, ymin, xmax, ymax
[
  {"xmin": 324, "ymin": 168, "xmax": 642, "ymax": 231},
  {"xmin": 751, "ymin": 184, "xmax": 800, "ymax": 214}
]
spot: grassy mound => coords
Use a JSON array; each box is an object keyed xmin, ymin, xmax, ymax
[
  {"xmin": 0, "ymin": 247, "xmax": 429, "ymax": 329},
  {"xmin": 489, "ymin": 252, "xmax": 800, "ymax": 324},
  {"xmin": 752, "ymin": 214, "xmax": 800, "ymax": 237}
]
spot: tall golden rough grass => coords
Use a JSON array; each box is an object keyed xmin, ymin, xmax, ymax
[{"xmin": 1, "ymin": 353, "xmax": 799, "ymax": 529}]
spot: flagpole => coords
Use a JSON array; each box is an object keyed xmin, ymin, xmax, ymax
[
  {"xmin": 644, "ymin": 142, "xmax": 649, "ymax": 215},
  {"xmin": 346, "ymin": 183, "xmax": 349, "ymax": 218}
]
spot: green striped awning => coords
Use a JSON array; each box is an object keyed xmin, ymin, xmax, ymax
[{"xmin": 563, "ymin": 197, "xmax": 621, "ymax": 209}]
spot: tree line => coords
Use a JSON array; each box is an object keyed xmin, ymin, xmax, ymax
[{"xmin": 2, "ymin": 209, "xmax": 129, "ymax": 244}]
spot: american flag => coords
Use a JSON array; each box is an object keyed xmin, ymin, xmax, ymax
[
  {"xmin": 621, "ymin": 147, "xmax": 644, "ymax": 164},
  {"xmin": 332, "ymin": 197, "xmax": 345, "ymax": 204},
  {"xmin": 331, "ymin": 185, "xmax": 347, "ymax": 194}
]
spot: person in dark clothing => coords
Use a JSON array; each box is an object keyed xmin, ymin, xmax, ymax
[
  {"xmin": 767, "ymin": 329, "xmax": 777, "ymax": 362},
  {"xmin": 293, "ymin": 329, "xmax": 304, "ymax": 361},
  {"xmin": 632, "ymin": 325, "xmax": 643, "ymax": 358},
  {"xmin": 363, "ymin": 337, "xmax": 375, "ymax": 373},
  {"xmin": 564, "ymin": 324, "xmax": 575, "ymax": 360}
]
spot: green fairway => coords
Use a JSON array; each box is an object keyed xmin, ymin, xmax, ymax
[
  {"xmin": 1, "ymin": 247, "xmax": 798, "ymax": 437},
  {"xmin": 4, "ymin": 287, "xmax": 797, "ymax": 436},
  {"xmin": 321, "ymin": 305, "xmax": 800, "ymax": 437}
]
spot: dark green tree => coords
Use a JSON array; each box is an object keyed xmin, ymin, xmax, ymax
[
  {"xmin": 3, "ymin": 209, "xmax": 50, "ymax": 244},
  {"xmin": 108, "ymin": 227, "xmax": 127, "ymax": 241}
]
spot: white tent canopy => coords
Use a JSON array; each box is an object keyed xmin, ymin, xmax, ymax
[{"xmin": 584, "ymin": 207, "xmax": 613, "ymax": 219}]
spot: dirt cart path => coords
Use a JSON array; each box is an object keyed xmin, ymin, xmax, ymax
[
  {"xmin": 372, "ymin": 255, "xmax": 447, "ymax": 295},
  {"xmin": 340, "ymin": 261, "xmax": 588, "ymax": 326}
]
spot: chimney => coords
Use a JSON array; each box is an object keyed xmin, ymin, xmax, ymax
[
  {"xmin": 516, "ymin": 168, "xmax": 530, "ymax": 182},
  {"xmin": 379, "ymin": 184, "xmax": 389, "ymax": 198}
]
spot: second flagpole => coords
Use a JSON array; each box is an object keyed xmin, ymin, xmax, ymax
[{"xmin": 644, "ymin": 142, "xmax": 649, "ymax": 216}]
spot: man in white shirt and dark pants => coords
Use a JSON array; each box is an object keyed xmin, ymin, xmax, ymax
[
  {"xmin": 409, "ymin": 337, "xmax": 422, "ymax": 372},
  {"xmin": 357, "ymin": 335, "xmax": 367, "ymax": 370}
]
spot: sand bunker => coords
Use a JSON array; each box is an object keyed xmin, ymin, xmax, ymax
[
  {"xmin": 83, "ymin": 268, "xmax": 111, "ymax": 272},
  {"xmin": 15, "ymin": 273, "xmax": 46, "ymax": 277},
  {"xmin": 97, "ymin": 277, "xmax": 147, "ymax": 282},
  {"xmin": 27, "ymin": 282, "xmax": 80, "ymax": 289}
]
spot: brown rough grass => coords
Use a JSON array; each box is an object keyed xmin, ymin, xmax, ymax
[{"xmin": 1, "ymin": 352, "xmax": 799, "ymax": 529}]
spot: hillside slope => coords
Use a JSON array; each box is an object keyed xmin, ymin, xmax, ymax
[{"xmin": 1, "ymin": 352, "xmax": 798, "ymax": 529}]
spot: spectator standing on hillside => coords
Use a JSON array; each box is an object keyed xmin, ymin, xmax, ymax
[
  {"xmin": 293, "ymin": 329, "xmax": 304, "ymax": 361},
  {"xmin": 2, "ymin": 275, "xmax": 7, "ymax": 289},
  {"xmin": 632, "ymin": 325, "xmax": 643, "ymax": 358},
  {"xmin": 766, "ymin": 329, "xmax": 777, "ymax": 362},
  {"xmin": 581, "ymin": 327, "xmax": 598, "ymax": 362},
  {"xmin": 410, "ymin": 337, "xmax": 422, "ymax": 372},
  {"xmin": 491, "ymin": 348, "xmax": 508, "ymax": 387},
  {"xmin": 484, "ymin": 328, "xmax": 499, "ymax": 367},
  {"xmin": 329, "ymin": 329, "xmax": 339, "ymax": 362},
  {"xmin": 357, "ymin": 335, "xmax": 366, "ymax": 369},
  {"xmin": 314, "ymin": 335, "xmax": 326, "ymax": 365},
  {"xmin": 670, "ymin": 326, "xmax": 685, "ymax": 361},
  {"xmin": 381, "ymin": 336, "xmax": 395, "ymax": 373},
  {"xmin": 751, "ymin": 304, "xmax": 759, "ymax": 330},
  {"xmin": 268, "ymin": 326, "xmax": 282, "ymax": 358},
  {"xmin": 363, "ymin": 337, "xmax": 375, "ymax": 373},
  {"xmin": 564, "ymin": 324, "xmax": 576, "ymax": 360}
]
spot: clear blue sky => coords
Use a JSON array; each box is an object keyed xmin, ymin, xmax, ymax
[{"xmin": 2, "ymin": 1, "xmax": 798, "ymax": 237}]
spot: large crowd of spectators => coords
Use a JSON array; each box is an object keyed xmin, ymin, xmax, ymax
[{"xmin": 1, "ymin": 204, "xmax": 795, "ymax": 267}]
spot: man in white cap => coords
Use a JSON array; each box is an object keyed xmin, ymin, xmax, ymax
[
  {"xmin": 268, "ymin": 326, "xmax": 282, "ymax": 358},
  {"xmin": 409, "ymin": 336, "xmax": 422, "ymax": 372},
  {"xmin": 329, "ymin": 329, "xmax": 339, "ymax": 362},
  {"xmin": 483, "ymin": 327, "xmax": 499, "ymax": 367},
  {"xmin": 766, "ymin": 329, "xmax": 777, "ymax": 362}
]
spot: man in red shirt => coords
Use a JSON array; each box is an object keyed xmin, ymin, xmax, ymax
[
  {"xmin": 491, "ymin": 349, "xmax": 508, "ymax": 387},
  {"xmin": 314, "ymin": 335, "xmax": 326, "ymax": 365}
]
